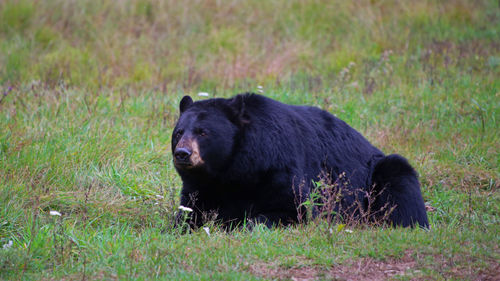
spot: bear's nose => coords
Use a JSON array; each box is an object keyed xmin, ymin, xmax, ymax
[{"xmin": 174, "ymin": 148, "xmax": 192, "ymax": 161}]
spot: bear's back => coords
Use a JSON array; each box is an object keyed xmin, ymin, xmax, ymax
[{"xmin": 242, "ymin": 94, "xmax": 383, "ymax": 189}]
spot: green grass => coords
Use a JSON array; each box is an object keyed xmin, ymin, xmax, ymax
[{"xmin": 1, "ymin": 0, "xmax": 499, "ymax": 280}]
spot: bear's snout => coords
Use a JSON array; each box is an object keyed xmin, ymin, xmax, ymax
[
  {"xmin": 174, "ymin": 147, "xmax": 192, "ymax": 162},
  {"xmin": 173, "ymin": 137, "xmax": 204, "ymax": 169}
]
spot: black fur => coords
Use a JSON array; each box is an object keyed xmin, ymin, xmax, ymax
[{"xmin": 172, "ymin": 93, "xmax": 429, "ymax": 229}]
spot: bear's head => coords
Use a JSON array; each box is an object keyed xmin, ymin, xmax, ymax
[{"xmin": 171, "ymin": 95, "xmax": 249, "ymax": 175}]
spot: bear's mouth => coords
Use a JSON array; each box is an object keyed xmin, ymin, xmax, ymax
[{"xmin": 174, "ymin": 159, "xmax": 193, "ymax": 169}]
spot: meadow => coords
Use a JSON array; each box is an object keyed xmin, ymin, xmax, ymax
[{"xmin": 0, "ymin": 0, "xmax": 499, "ymax": 279}]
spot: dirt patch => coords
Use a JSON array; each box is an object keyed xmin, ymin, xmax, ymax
[
  {"xmin": 248, "ymin": 253, "xmax": 419, "ymax": 281},
  {"xmin": 328, "ymin": 256, "xmax": 417, "ymax": 281},
  {"xmin": 249, "ymin": 252, "xmax": 500, "ymax": 281},
  {"xmin": 249, "ymin": 263, "xmax": 322, "ymax": 281}
]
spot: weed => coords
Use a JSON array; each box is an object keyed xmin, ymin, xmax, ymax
[{"xmin": 297, "ymin": 172, "xmax": 396, "ymax": 234}]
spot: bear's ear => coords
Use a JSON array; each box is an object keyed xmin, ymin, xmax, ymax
[
  {"xmin": 179, "ymin": 96, "xmax": 193, "ymax": 114},
  {"xmin": 228, "ymin": 94, "xmax": 250, "ymax": 126}
]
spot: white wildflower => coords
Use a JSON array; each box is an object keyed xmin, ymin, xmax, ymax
[
  {"xmin": 344, "ymin": 229, "xmax": 353, "ymax": 233},
  {"xmin": 49, "ymin": 210, "xmax": 62, "ymax": 216},
  {"xmin": 155, "ymin": 195, "xmax": 164, "ymax": 199},
  {"xmin": 198, "ymin": 92, "xmax": 209, "ymax": 97},
  {"xmin": 2, "ymin": 240, "xmax": 13, "ymax": 249},
  {"xmin": 203, "ymin": 227, "xmax": 210, "ymax": 236},
  {"xmin": 257, "ymin": 85, "xmax": 263, "ymax": 89},
  {"xmin": 178, "ymin": 205, "xmax": 193, "ymax": 212}
]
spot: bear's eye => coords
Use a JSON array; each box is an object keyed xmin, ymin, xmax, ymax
[
  {"xmin": 175, "ymin": 130, "xmax": 183, "ymax": 139},
  {"xmin": 195, "ymin": 128, "xmax": 207, "ymax": 137}
]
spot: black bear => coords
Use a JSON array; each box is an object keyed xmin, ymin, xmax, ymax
[{"xmin": 172, "ymin": 93, "xmax": 429, "ymax": 229}]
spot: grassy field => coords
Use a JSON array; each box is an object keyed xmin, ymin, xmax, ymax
[{"xmin": 1, "ymin": 0, "xmax": 499, "ymax": 280}]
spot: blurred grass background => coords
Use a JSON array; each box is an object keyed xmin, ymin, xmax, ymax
[
  {"xmin": 1, "ymin": 0, "xmax": 498, "ymax": 90},
  {"xmin": 0, "ymin": 0, "xmax": 499, "ymax": 280}
]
